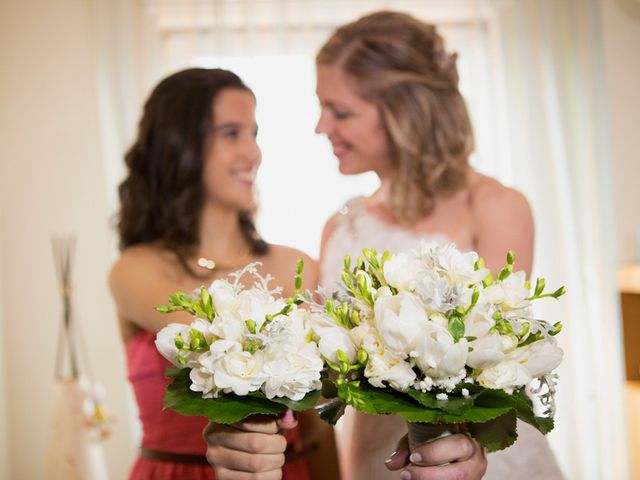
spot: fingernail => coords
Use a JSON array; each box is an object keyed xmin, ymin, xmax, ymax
[
  {"xmin": 384, "ymin": 450, "xmax": 399, "ymax": 464},
  {"xmin": 283, "ymin": 409, "xmax": 295, "ymax": 422},
  {"xmin": 400, "ymin": 471, "xmax": 412, "ymax": 480},
  {"xmin": 409, "ymin": 452, "xmax": 422, "ymax": 464}
]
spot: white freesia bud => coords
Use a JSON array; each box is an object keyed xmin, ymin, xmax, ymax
[
  {"xmin": 374, "ymin": 291, "xmax": 428, "ymax": 355},
  {"xmin": 375, "ymin": 286, "xmax": 393, "ymax": 300},
  {"xmin": 155, "ymin": 323, "xmax": 194, "ymax": 367}
]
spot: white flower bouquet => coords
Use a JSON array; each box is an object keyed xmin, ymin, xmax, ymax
[
  {"xmin": 154, "ymin": 262, "xmax": 324, "ymax": 423},
  {"xmin": 310, "ymin": 242, "xmax": 565, "ymax": 451}
]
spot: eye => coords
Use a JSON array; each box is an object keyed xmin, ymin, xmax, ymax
[
  {"xmin": 333, "ymin": 109, "xmax": 352, "ymax": 120},
  {"xmin": 220, "ymin": 128, "xmax": 239, "ymax": 138}
]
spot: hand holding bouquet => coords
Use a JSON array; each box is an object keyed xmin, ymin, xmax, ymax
[
  {"xmin": 309, "ymin": 242, "xmax": 565, "ymax": 451},
  {"xmin": 154, "ymin": 262, "xmax": 323, "ymax": 423}
]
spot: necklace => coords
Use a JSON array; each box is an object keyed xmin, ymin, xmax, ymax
[{"xmin": 195, "ymin": 250, "xmax": 253, "ymax": 273}]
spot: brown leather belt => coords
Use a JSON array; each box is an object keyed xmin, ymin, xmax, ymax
[
  {"xmin": 139, "ymin": 442, "xmax": 318, "ymax": 466},
  {"xmin": 140, "ymin": 447, "xmax": 209, "ymax": 465}
]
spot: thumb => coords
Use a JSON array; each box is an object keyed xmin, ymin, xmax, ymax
[
  {"xmin": 384, "ymin": 434, "xmax": 410, "ymax": 471},
  {"xmin": 276, "ymin": 409, "xmax": 298, "ymax": 431}
]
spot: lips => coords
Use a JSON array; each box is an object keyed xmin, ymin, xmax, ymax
[
  {"xmin": 230, "ymin": 166, "xmax": 257, "ymax": 187},
  {"xmin": 331, "ymin": 141, "xmax": 351, "ymax": 160}
]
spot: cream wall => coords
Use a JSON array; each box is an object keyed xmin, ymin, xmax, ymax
[
  {"xmin": 0, "ymin": 216, "xmax": 9, "ymax": 480},
  {"xmin": 600, "ymin": 0, "xmax": 640, "ymax": 262},
  {"xmin": 0, "ymin": 0, "xmax": 134, "ymax": 478}
]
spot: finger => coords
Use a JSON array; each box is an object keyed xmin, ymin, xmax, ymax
[
  {"xmin": 408, "ymin": 433, "xmax": 475, "ymax": 466},
  {"xmin": 276, "ymin": 409, "xmax": 298, "ymax": 431},
  {"xmin": 401, "ymin": 454, "xmax": 488, "ymax": 480},
  {"xmin": 207, "ymin": 447, "xmax": 285, "ymax": 473},
  {"xmin": 384, "ymin": 434, "xmax": 411, "ymax": 471},
  {"xmin": 206, "ymin": 430, "xmax": 287, "ymax": 455},
  {"xmin": 213, "ymin": 466, "xmax": 283, "ymax": 480}
]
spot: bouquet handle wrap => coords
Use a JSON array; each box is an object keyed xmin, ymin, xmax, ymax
[{"xmin": 407, "ymin": 422, "xmax": 465, "ymax": 450}]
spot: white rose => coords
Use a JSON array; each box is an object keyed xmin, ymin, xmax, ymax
[
  {"xmin": 365, "ymin": 350, "xmax": 416, "ymax": 391},
  {"xmin": 413, "ymin": 324, "xmax": 468, "ymax": 378},
  {"xmin": 261, "ymin": 343, "xmax": 323, "ymax": 400},
  {"xmin": 374, "ymin": 291, "xmax": 428, "ymax": 355},
  {"xmin": 207, "ymin": 279, "xmax": 238, "ymax": 313},
  {"xmin": 155, "ymin": 323, "xmax": 196, "ymax": 367},
  {"xmin": 477, "ymin": 359, "xmax": 531, "ymax": 390},
  {"xmin": 213, "ymin": 350, "xmax": 265, "ymax": 396},
  {"xmin": 383, "ymin": 253, "xmax": 425, "ymax": 291}
]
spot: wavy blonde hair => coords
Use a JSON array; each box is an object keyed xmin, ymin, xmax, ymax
[{"xmin": 317, "ymin": 11, "xmax": 474, "ymax": 223}]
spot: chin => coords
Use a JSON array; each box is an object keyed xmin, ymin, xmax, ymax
[{"xmin": 338, "ymin": 159, "xmax": 368, "ymax": 175}]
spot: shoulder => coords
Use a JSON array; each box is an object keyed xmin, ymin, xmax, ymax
[
  {"xmin": 262, "ymin": 244, "xmax": 318, "ymax": 292},
  {"xmin": 468, "ymin": 172, "xmax": 532, "ymax": 221},
  {"xmin": 109, "ymin": 244, "xmax": 172, "ymax": 295},
  {"xmin": 319, "ymin": 197, "xmax": 363, "ymax": 258}
]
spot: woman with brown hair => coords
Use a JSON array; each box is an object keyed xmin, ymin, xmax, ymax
[
  {"xmin": 109, "ymin": 68, "xmax": 338, "ymax": 480},
  {"xmin": 315, "ymin": 10, "xmax": 563, "ymax": 480}
]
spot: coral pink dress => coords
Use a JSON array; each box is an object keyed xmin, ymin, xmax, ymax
[{"xmin": 126, "ymin": 330, "xmax": 311, "ymax": 480}]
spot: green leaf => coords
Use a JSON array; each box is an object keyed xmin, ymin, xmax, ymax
[
  {"xmin": 407, "ymin": 389, "xmax": 479, "ymax": 415},
  {"xmin": 466, "ymin": 410, "xmax": 518, "ymax": 452},
  {"xmin": 265, "ymin": 390, "xmax": 322, "ymax": 412},
  {"xmin": 448, "ymin": 313, "xmax": 465, "ymax": 342},
  {"xmin": 163, "ymin": 368, "xmax": 283, "ymax": 424}
]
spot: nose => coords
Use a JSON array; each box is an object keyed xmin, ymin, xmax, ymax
[
  {"xmin": 315, "ymin": 109, "xmax": 330, "ymax": 135},
  {"xmin": 245, "ymin": 137, "xmax": 262, "ymax": 165}
]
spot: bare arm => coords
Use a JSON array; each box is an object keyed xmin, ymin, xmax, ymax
[
  {"xmin": 472, "ymin": 184, "xmax": 534, "ymax": 276},
  {"xmin": 109, "ymin": 246, "xmax": 194, "ymax": 334}
]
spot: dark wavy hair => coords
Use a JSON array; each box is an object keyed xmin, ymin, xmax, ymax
[
  {"xmin": 317, "ymin": 11, "xmax": 474, "ymax": 223},
  {"xmin": 116, "ymin": 68, "xmax": 268, "ymax": 269}
]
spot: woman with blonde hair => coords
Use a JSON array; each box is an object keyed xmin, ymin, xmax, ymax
[{"xmin": 315, "ymin": 10, "xmax": 563, "ymax": 480}]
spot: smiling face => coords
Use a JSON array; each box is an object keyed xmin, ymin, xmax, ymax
[
  {"xmin": 315, "ymin": 64, "xmax": 393, "ymax": 177},
  {"xmin": 202, "ymin": 88, "xmax": 261, "ymax": 211}
]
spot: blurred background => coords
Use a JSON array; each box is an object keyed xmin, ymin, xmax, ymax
[{"xmin": 0, "ymin": 0, "xmax": 639, "ymax": 478}]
